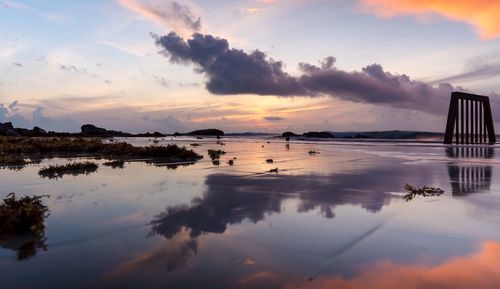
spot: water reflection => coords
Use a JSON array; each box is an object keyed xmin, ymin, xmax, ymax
[
  {"xmin": 446, "ymin": 147, "xmax": 494, "ymax": 196},
  {"xmin": 271, "ymin": 241, "xmax": 500, "ymax": 289},
  {"xmin": 109, "ymin": 231, "xmax": 198, "ymax": 276},
  {"xmin": 0, "ymin": 235, "xmax": 47, "ymax": 261},
  {"xmin": 0, "ymin": 194, "xmax": 49, "ymax": 261},
  {"xmin": 150, "ymin": 172, "xmax": 401, "ymax": 240}
]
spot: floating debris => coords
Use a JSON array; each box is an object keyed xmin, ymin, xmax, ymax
[
  {"xmin": 308, "ymin": 150, "xmax": 319, "ymax": 155},
  {"xmin": 0, "ymin": 193, "xmax": 49, "ymax": 260},
  {"xmin": 266, "ymin": 159, "xmax": 274, "ymax": 163},
  {"xmin": 227, "ymin": 159, "xmax": 234, "ymax": 166},
  {"xmin": 39, "ymin": 161, "xmax": 99, "ymax": 179},
  {"xmin": 190, "ymin": 143, "xmax": 201, "ymax": 147},
  {"xmin": 403, "ymin": 184, "xmax": 444, "ymax": 201},
  {"xmin": 268, "ymin": 168, "xmax": 278, "ymax": 173}
]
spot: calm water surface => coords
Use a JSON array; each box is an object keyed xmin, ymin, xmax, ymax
[{"xmin": 1, "ymin": 137, "xmax": 499, "ymax": 289}]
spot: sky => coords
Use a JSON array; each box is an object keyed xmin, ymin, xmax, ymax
[{"xmin": 1, "ymin": 0, "xmax": 500, "ymax": 133}]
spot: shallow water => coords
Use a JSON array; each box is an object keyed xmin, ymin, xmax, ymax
[{"xmin": 1, "ymin": 137, "xmax": 500, "ymax": 289}]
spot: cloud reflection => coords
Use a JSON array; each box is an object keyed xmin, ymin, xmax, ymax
[
  {"xmin": 108, "ymin": 229, "xmax": 198, "ymax": 277},
  {"xmin": 150, "ymin": 171, "xmax": 400, "ymax": 239},
  {"xmin": 279, "ymin": 241, "xmax": 500, "ymax": 289}
]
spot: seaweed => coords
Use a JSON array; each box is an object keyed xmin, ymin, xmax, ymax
[
  {"xmin": 0, "ymin": 193, "xmax": 49, "ymax": 260},
  {"xmin": 0, "ymin": 153, "xmax": 26, "ymax": 166},
  {"xmin": 39, "ymin": 161, "xmax": 99, "ymax": 179},
  {"xmin": 207, "ymin": 149, "xmax": 226, "ymax": 161},
  {"xmin": 0, "ymin": 153, "xmax": 27, "ymax": 170},
  {"xmin": 103, "ymin": 159, "xmax": 125, "ymax": 169},
  {"xmin": 403, "ymin": 184, "xmax": 444, "ymax": 201}
]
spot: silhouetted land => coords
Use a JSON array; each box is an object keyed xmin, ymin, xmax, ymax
[
  {"xmin": 0, "ymin": 122, "xmax": 226, "ymax": 138},
  {"xmin": 282, "ymin": 130, "xmax": 443, "ymax": 140},
  {"xmin": 1, "ymin": 121, "xmax": 448, "ymax": 141}
]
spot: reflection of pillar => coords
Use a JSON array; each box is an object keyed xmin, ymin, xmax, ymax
[
  {"xmin": 444, "ymin": 92, "xmax": 496, "ymax": 145},
  {"xmin": 446, "ymin": 147, "xmax": 493, "ymax": 196}
]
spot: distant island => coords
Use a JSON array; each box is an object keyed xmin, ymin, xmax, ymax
[
  {"xmin": 281, "ymin": 130, "xmax": 442, "ymax": 140},
  {"xmin": 0, "ymin": 121, "xmax": 443, "ymax": 140}
]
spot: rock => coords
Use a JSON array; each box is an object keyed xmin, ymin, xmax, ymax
[
  {"xmin": 32, "ymin": 126, "xmax": 47, "ymax": 135},
  {"xmin": 80, "ymin": 124, "xmax": 130, "ymax": 137},
  {"xmin": 81, "ymin": 124, "xmax": 107, "ymax": 136},
  {"xmin": 6, "ymin": 129, "xmax": 20, "ymax": 137},
  {"xmin": 0, "ymin": 122, "xmax": 14, "ymax": 135},
  {"xmin": 14, "ymin": 128, "xmax": 30, "ymax": 136}
]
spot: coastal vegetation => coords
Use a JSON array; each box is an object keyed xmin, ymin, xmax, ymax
[
  {"xmin": 103, "ymin": 159, "xmax": 125, "ymax": 168},
  {"xmin": 0, "ymin": 136, "xmax": 203, "ymax": 168}
]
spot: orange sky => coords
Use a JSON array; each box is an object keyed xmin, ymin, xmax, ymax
[{"xmin": 360, "ymin": 0, "xmax": 500, "ymax": 39}]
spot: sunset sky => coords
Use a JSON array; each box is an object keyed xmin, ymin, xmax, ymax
[{"xmin": 1, "ymin": 0, "xmax": 500, "ymax": 133}]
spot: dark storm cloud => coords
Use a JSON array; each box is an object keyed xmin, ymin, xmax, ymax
[
  {"xmin": 153, "ymin": 32, "xmax": 467, "ymax": 115},
  {"xmin": 152, "ymin": 32, "xmax": 307, "ymax": 96}
]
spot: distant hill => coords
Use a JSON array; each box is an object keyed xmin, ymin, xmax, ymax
[{"xmin": 331, "ymin": 130, "xmax": 443, "ymax": 140}]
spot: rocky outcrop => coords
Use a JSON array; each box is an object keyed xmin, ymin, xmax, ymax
[
  {"xmin": 80, "ymin": 124, "xmax": 131, "ymax": 137},
  {"xmin": 0, "ymin": 122, "xmax": 15, "ymax": 135},
  {"xmin": 0, "ymin": 123, "xmax": 51, "ymax": 136},
  {"xmin": 186, "ymin": 129, "xmax": 224, "ymax": 136},
  {"xmin": 32, "ymin": 126, "xmax": 47, "ymax": 135}
]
